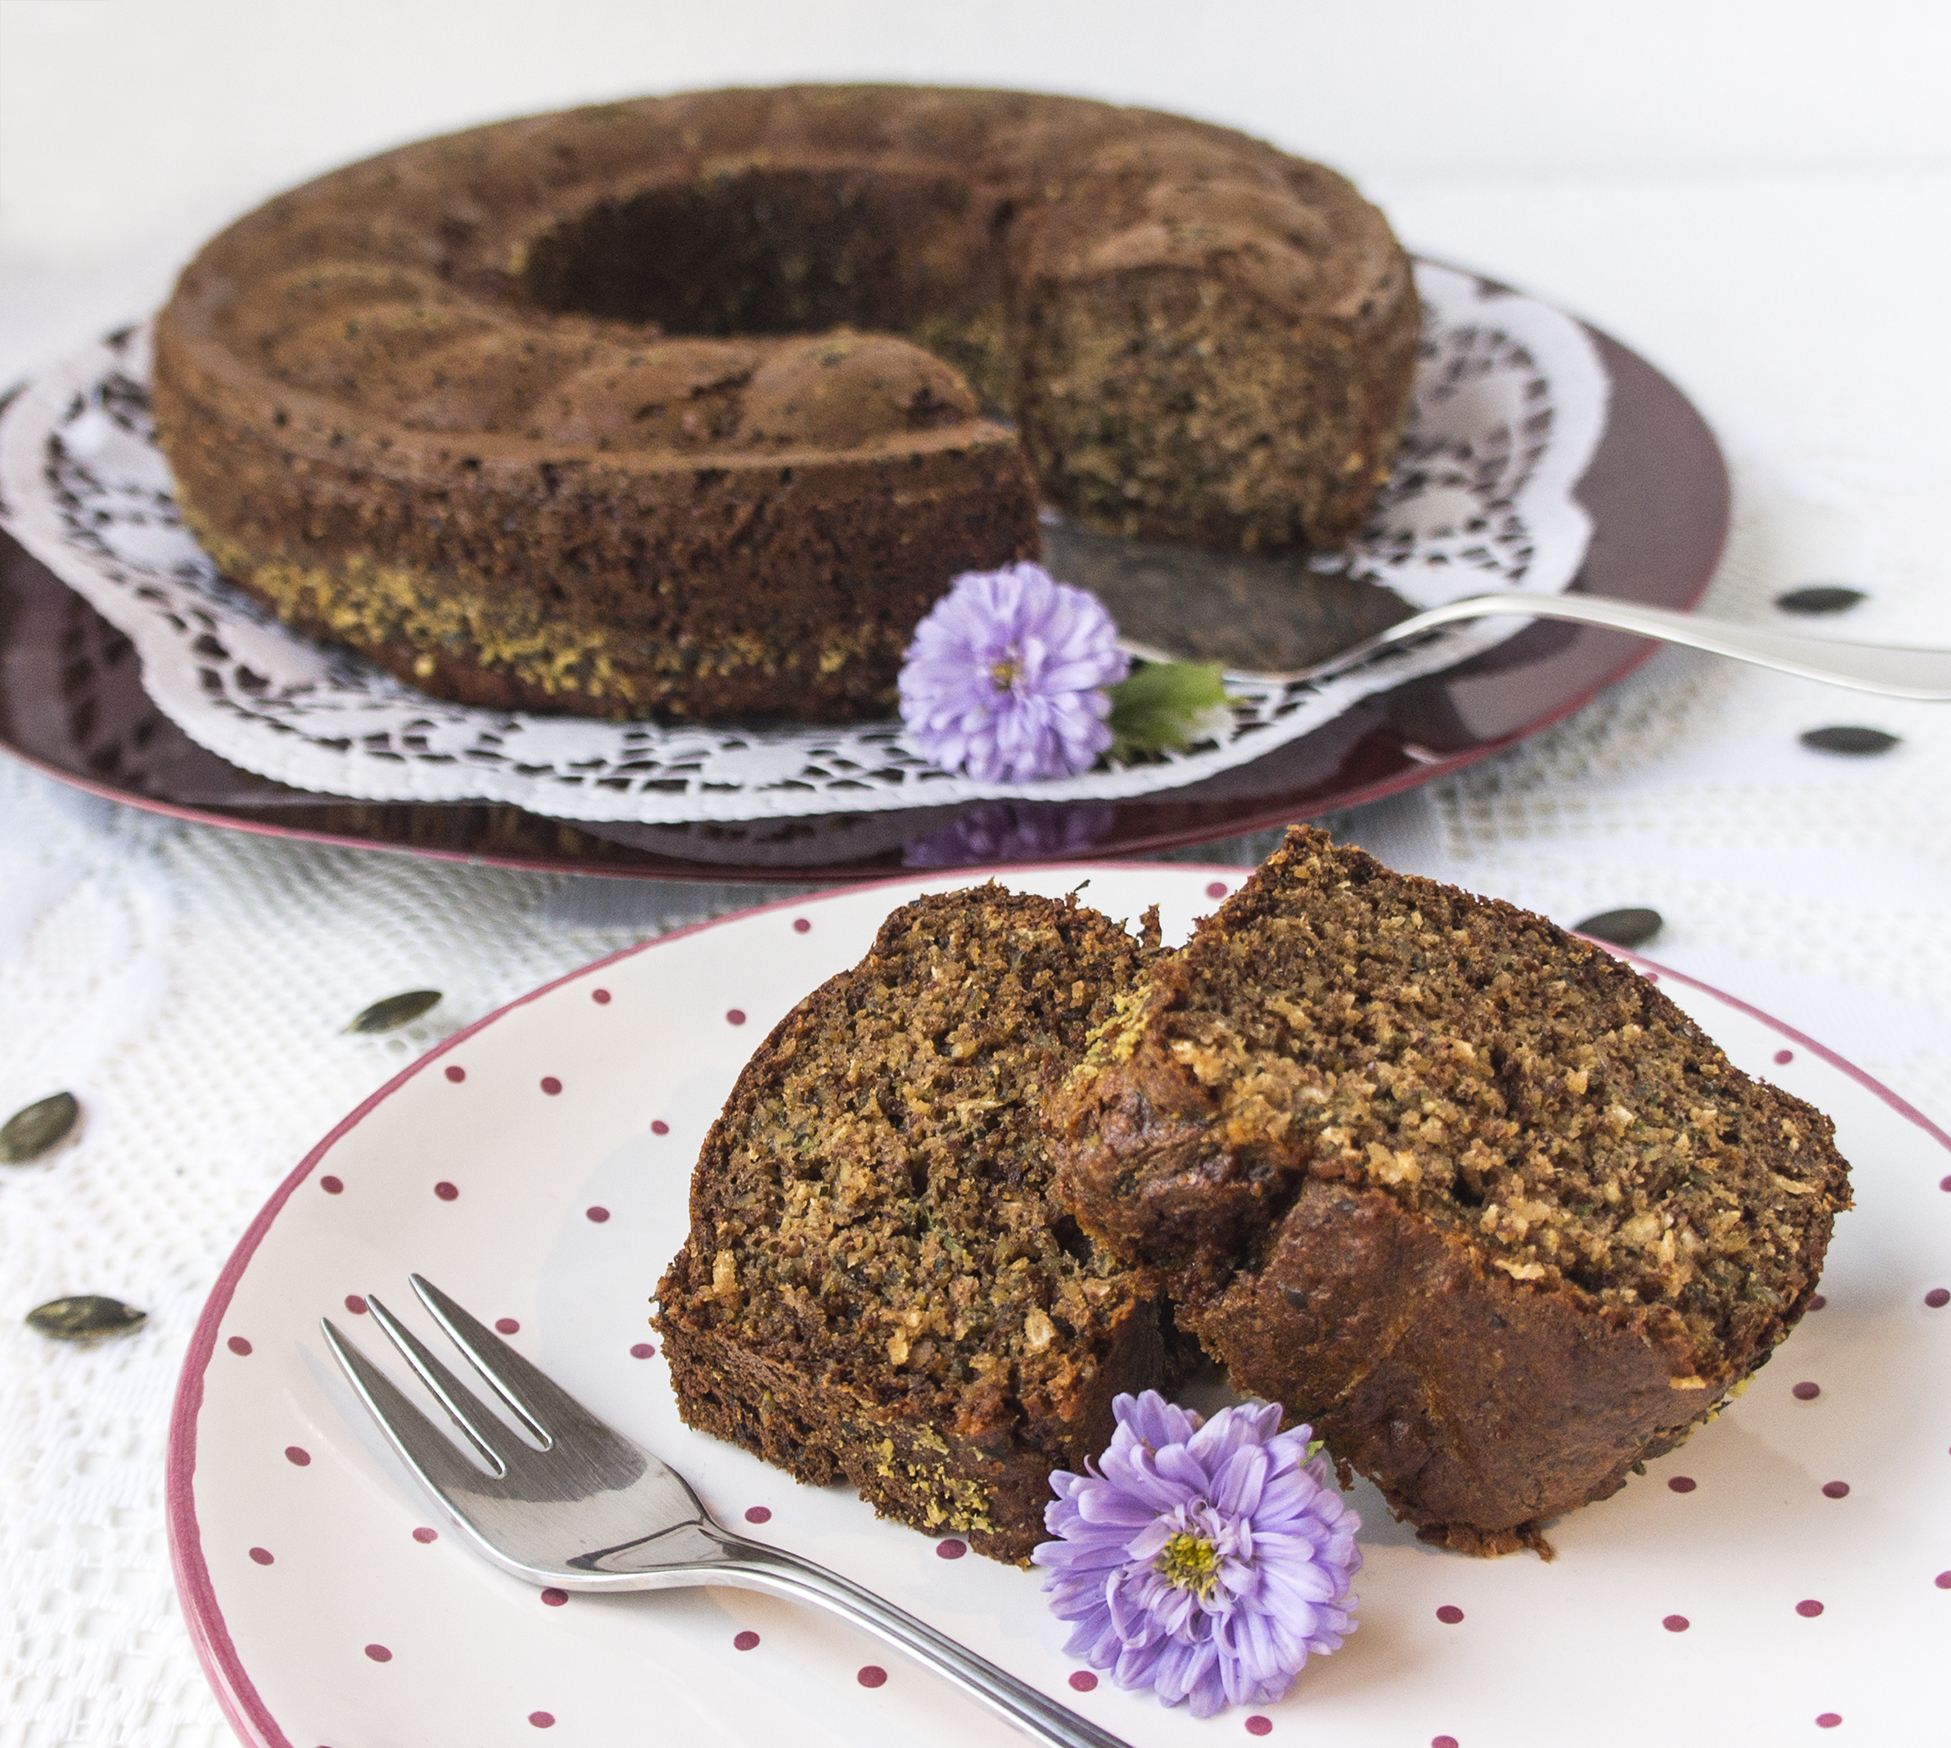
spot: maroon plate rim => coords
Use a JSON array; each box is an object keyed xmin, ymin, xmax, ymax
[{"xmin": 0, "ymin": 274, "xmax": 1729, "ymax": 883}]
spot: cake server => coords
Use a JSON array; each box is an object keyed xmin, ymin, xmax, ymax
[
  {"xmin": 324, "ymin": 1274, "xmax": 1135, "ymax": 1748},
  {"xmin": 1164, "ymin": 589, "xmax": 1951, "ymax": 699},
  {"xmin": 1039, "ymin": 516, "xmax": 1951, "ymax": 698}
]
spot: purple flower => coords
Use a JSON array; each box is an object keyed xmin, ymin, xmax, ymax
[
  {"xmin": 899, "ymin": 564, "xmax": 1129, "ymax": 783},
  {"xmin": 1033, "ymin": 1393, "xmax": 1360, "ymax": 1718}
]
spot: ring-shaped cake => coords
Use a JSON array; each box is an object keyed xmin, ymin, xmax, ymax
[{"xmin": 154, "ymin": 87, "xmax": 1418, "ymax": 722}]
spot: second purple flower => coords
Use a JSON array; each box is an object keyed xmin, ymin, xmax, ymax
[
  {"xmin": 897, "ymin": 563, "xmax": 1130, "ymax": 783},
  {"xmin": 1034, "ymin": 1392, "xmax": 1361, "ymax": 1717}
]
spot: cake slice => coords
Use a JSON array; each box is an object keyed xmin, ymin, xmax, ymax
[
  {"xmin": 1050, "ymin": 827, "xmax": 1851, "ymax": 1555},
  {"xmin": 654, "ymin": 886, "xmax": 1170, "ymax": 1563}
]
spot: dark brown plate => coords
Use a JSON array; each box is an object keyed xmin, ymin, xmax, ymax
[{"xmin": 0, "ymin": 305, "xmax": 1727, "ymax": 883}]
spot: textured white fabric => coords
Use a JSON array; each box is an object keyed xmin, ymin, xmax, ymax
[
  {"xmin": 0, "ymin": 266, "xmax": 1605, "ymax": 820},
  {"xmin": 0, "ymin": 170, "xmax": 1947, "ymax": 1748}
]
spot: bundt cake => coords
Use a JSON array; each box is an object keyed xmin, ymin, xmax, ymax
[
  {"xmin": 152, "ymin": 85, "xmax": 1418, "ymax": 722},
  {"xmin": 653, "ymin": 887, "xmax": 1174, "ymax": 1563},
  {"xmin": 1050, "ymin": 828, "xmax": 1852, "ymax": 1555}
]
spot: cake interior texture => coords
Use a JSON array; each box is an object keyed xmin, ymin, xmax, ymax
[
  {"xmin": 654, "ymin": 887, "xmax": 1172, "ymax": 1564},
  {"xmin": 1052, "ymin": 827, "xmax": 1852, "ymax": 1554}
]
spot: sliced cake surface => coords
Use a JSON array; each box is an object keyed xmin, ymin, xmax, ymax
[
  {"xmin": 1050, "ymin": 827, "xmax": 1851, "ymax": 1555},
  {"xmin": 654, "ymin": 886, "xmax": 1168, "ymax": 1564}
]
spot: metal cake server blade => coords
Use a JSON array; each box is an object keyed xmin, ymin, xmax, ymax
[{"xmin": 1042, "ymin": 519, "xmax": 1951, "ymax": 699}]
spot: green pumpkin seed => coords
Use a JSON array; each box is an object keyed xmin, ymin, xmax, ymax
[
  {"xmin": 1800, "ymin": 725, "xmax": 1898, "ymax": 756},
  {"xmin": 0, "ymin": 1092, "xmax": 80, "ymax": 1164},
  {"xmin": 27, "ymin": 1294, "xmax": 146, "ymax": 1340},
  {"xmin": 1575, "ymin": 907, "xmax": 1664, "ymax": 949},
  {"xmin": 346, "ymin": 990, "xmax": 442, "ymax": 1034},
  {"xmin": 1774, "ymin": 585, "xmax": 1866, "ymax": 616}
]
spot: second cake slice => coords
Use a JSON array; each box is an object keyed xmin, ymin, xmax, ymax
[{"xmin": 1049, "ymin": 827, "xmax": 1851, "ymax": 1555}]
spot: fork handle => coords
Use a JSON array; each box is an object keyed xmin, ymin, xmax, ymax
[{"xmin": 687, "ymin": 1526, "xmax": 1136, "ymax": 1748}]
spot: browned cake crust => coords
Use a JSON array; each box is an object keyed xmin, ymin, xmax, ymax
[
  {"xmin": 653, "ymin": 887, "xmax": 1172, "ymax": 1563},
  {"xmin": 1050, "ymin": 827, "xmax": 1852, "ymax": 1555},
  {"xmin": 152, "ymin": 85, "xmax": 1417, "ymax": 722}
]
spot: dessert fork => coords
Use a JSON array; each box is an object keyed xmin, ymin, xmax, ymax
[{"xmin": 323, "ymin": 1275, "xmax": 1131, "ymax": 1748}]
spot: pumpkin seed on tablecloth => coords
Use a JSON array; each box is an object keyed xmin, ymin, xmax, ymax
[
  {"xmin": 345, "ymin": 990, "xmax": 443, "ymax": 1034},
  {"xmin": 1574, "ymin": 907, "xmax": 1664, "ymax": 948},
  {"xmin": 1800, "ymin": 726, "xmax": 1899, "ymax": 756},
  {"xmin": 0, "ymin": 1092, "xmax": 80, "ymax": 1164},
  {"xmin": 26, "ymin": 1295, "xmax": 146, "ymax": 1340},
  {"xmin": 1775, "ymin": 585, "xmax": 1866, "ymax": 615}
]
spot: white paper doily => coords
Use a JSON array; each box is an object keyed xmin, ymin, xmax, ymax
[{"xmin": 0, "ymin": 263, "xmax": 1607, "ymax": 824}]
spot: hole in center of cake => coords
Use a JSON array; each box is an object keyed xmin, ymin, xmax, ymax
[{"xmin": 519, "ymin": 167, "xmax": 1014, "ymax": 411}]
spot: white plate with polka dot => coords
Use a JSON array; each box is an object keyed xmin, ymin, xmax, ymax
[{"xmin": 168, "ymin": 866, "xmax": 1951, "ymax": 1748}]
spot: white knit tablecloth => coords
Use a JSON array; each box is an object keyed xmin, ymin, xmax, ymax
[{"xmin": 2, "ymin": 170, "xmax": 1949, "ymax": 1747}]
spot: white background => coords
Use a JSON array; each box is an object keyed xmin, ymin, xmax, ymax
[
  {"xmin": 3, "ymin": 0, "xmax": 1951, "ymax": 381},
  {"xmin": 5, "ymin": 0, "xmax": 1951, "ymax": 256},
  {"xmin": 2, "ymin": 8, "xmax": 1950, "ymax": 1745}
]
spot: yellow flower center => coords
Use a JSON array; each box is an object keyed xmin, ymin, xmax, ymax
[
  {"xmin": 1156, "ymin": 1530, "xmax": 1221, "ymax": 1598},
  {"xmin": 990, "ymin": 658, "xmax": 1019, "ymax": 691}
]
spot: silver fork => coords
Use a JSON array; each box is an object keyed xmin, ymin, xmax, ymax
[{"xmin": 323, "ymin": 1275, "xmax": 1131, "ymax": 1748}]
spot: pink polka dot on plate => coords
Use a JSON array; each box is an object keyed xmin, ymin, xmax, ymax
[
  {"xmin": 592, "ymin": 988, "xmax": 611, "ymax": 1004},
  {"xmin": 585, "ymin": 1206, "xmax": 610, "ymax": 1223},
  {"xmin": 1792, "ymin": 1381, "xmax": 1821, "ymax": 1400},
  {"xmin": 1436, "ymin": 1605, "xmax": 1464, "ymax": 1624},
  {"xmin": 1926, "ymin": 1288, "xmax": 1950, "ymax": 1309},
  {"xmin": 651, "ymin": 1120, "xmax": 669, "ymax": 1135},
  {"xmin": 434, "ymin": 1181, "xmax": 458, "ymax": 1201},
  {"xmin": 793, "ymin": 917, "xmax": 811, "ymax": 934},
  {"xmin": 1643, "ymin": 971, "xmax": 1660, "ymax": 983},
  {"xmin": 495, "ymin": 1318, "xmax": 520, "ymax": 1335},
  {"xmin": 1668, "ymin": 1476, "xmax": 1696, "ymax": 1493},
  {"xmin": 227, "ymin": 1336, "xmax": 252, "ymax": 1356},
  {"xmin": 1068, "ymin": 1671, "xmax": 1097, "ymax": 1692},
  {"xmin": 630, "ymin": 1342, "xmax": 655, "ymax": 1359},
  {"xmin": 744, "ymin": 1506, "xmax": 771, "ymax": 1524},
  {"xmin": 1774, "ymin": 1048, "xmax": 1793, "ymax": 1064},
  {"xmin": 1937, "ymin": 1571, "xmax": 1951, "ymax": 1589},
  {"xmin": 1809, "ymin": 1294, "xmax": 1828, "ymax": 1310},
  {"xmin": 1797, "ymin": 1599, "xmax": 1824, "ymax": 1617},
  {"xmin": 1816, "ymin": 1715, "xmax": 1841, "ymax": 1729},
  {"xmin": 1663, "ymin": 1614, "xmax": 1689, "ymax": 1632},
  {"xmin": 1822, "ymin": 1481, "xmax": 1850, "ymax": 1499},
  {"xmin": 726, "ymin": 1008, "xmax": 747, "ymax": 1026},
  {"xmin": 249, "ymin": 1546, "xmax": 273, "ymax": 1565},
  {"xmin": 412, "ymin": 1527, "xmax": 437, "ymax": 1543},
  {"xmin": 936, "ymin": 1538, "xmax": 967, "ymax": 1560},
  {"xmin": 540, "ymin": 1076, "xmax": 562, "ymax": 1096},
  {"xmin": 540, "ymin": 1588, "xmax": 567, "ymax": 1607},
  {"xmin": 364, "ymin": 1644, "xmax": 392, "ymax": 1663},
  {"xmin": 345, "ymin": 1294, "xmax": 368, "ymax": 1315},
  {"xmin": 284, "ymin": 1446, "xmax": 310, "ymax": 1466},
  {"xmin": 734, "ymin": 1629, "xmax": 760, "ymax": 1650},
  {"xmin": 1245, "ymin": 1719, "xmax": 1272, "ymax": 1738},
  {"xmin": 528, "ymin": 1712, "xmax": 555, "ymax": 1729},
  {"xmin": 319, "ymin": 1175, "xmax": 343, "ymax": 1195},
  {"xmin": 857, "ymin": 1665, "xmax": 887, "ymax": 1688},
  {"xmin": 1433, "ymin": 1739, "xmax": 1460, "ymax": 1748},
  {"xmin": 444, "ymin": 1065, "xmax": 465, "ymax": 1083},
  {"xmin": 1206, "ymin": 881, "xmax": 1229, "ymax": 899},
  {"xmin": 1941, "ymin": 1174, "xmax": 1951, "ymax": 1192}
]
